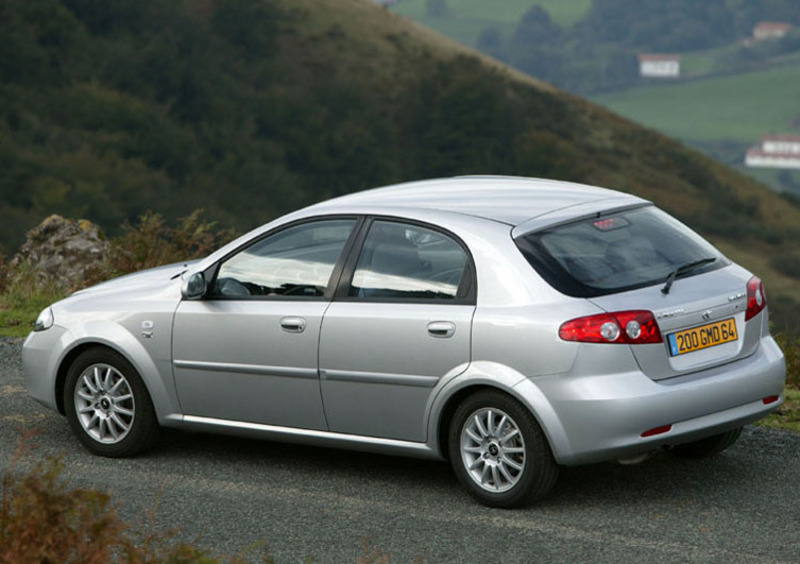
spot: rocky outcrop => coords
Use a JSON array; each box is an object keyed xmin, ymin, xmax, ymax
[{"xmin": 11, "ymin": 215, "xmax": 109, "ymax": 290}]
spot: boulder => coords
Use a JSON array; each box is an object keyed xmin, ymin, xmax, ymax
[{"xmin": 11, "ymin": 215, "xmax": 109, "ymax": 290}]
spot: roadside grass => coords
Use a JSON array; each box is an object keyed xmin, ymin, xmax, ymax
[
  {"xmin": 0, "ymin": 262, "xmax": 64, "ymax": 339},
  {"xmin": 591, "ymin": 59, "xmax": 800, "ymax": 142},
  {"xmin": 760, "ymin": 332, "xmax": 800, "ymax": 431},
  {"xmin": 759, "ymin": 387, "xmax": 800, "ymax": 432}
]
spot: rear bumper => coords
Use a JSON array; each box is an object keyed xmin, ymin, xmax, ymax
[{"xmin": 519, "ymin": 336, "xmax": 785, "ymax": 465}]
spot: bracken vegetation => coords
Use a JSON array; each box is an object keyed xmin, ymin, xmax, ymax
[{"xmin": 0, "ymin": 434, "xmax": 257, "ymax": 563}]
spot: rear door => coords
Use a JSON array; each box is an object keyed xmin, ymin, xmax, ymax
[{"xmin": 319, "ymin": 219, "xmax": 475, "ymax": 442}]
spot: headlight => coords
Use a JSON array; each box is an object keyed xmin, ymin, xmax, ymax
[{"xmin": 34, "ymin": 307, "xmax": 54, "ymax": 332}]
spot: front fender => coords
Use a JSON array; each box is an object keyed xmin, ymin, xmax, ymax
[{"xmin": 54, "ymin": 320, "xmax": 181, "ymax": 424}]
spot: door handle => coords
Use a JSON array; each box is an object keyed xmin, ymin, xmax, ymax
[
  {"xmin": 427, "ymin": 321, "xmax": 455, "ymax": 338},
  {"xmin": 280, "ymin": 317, "xmax": 306, "ymax": 333}
]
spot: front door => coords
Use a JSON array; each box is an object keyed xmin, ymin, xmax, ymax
[{"xmin": 172, "ymin": 218, "xmax": 358, "ymax": 429}]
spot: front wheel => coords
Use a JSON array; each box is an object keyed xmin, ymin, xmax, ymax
[
  {"xmin": 64, "ymin": 347, "xmax": 159, "ymax": 457},
  {"xmin": 448, "ymin": 390, "xmax": 559, "ymax": 508}
]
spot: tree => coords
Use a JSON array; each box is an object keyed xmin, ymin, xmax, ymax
[
  {"xmin": 426, "ymin": 0, "xmax": 449, "ymax": 18},
  {"xmin": 510, "ymin": 6, "xmax": 561, "ymax": 49}
]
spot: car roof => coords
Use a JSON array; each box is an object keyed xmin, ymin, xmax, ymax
[{"xmin": 306, "ymin": 176, "xmax": 646, "ymax": 226}]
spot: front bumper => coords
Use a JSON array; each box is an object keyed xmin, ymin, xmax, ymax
[{"xmin": 23, "ymin": 325, "xmax": 69, "ymax": 412}]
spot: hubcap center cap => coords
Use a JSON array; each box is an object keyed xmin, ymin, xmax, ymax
[
  {"xmin": 100, "ymin": 398, "xmax": 111, "ymax": 411},
  {"xmin": 488, "ymin": 443, "xmax": 499, "ymax": 456}
]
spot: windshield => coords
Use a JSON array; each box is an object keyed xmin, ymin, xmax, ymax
[{"xmin": 515, "ymin": 206, "xmax": 728, "ymax": 298}]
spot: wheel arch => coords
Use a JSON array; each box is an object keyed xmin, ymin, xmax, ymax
[
  {"xmin": 53, "ymin": 328, "xmax": 179, "ymax": 423},
  {"xmin": 55, "ymin": 342, "xmax": 105, "ymax": 415},
  {"xmin": 436, "ymin": 384, "xmax": 496, "ymax": 461},
  {"xmin": 429, "ymin": 363, "xmax": 571, "ymax": 464}
]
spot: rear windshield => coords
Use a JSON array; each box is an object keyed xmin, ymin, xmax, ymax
[{"xmin": 515, "ymin": 205, "xmax": 728, "ymax": 298}]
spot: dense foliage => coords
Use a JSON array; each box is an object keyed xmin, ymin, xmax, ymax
[{"xmin": 0, "ymin": 0, "xmax": 593, "ymax": 253}]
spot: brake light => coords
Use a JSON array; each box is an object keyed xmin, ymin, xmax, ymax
[
  {"xmin": 559, "ymin": 310, "xmax": 663, "ymax": 344},
  {"xmin": 745, "ymin": 276, "xmax": 767, "ymax": 321}
]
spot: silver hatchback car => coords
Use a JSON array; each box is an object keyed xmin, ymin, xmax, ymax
[{"xmin": 24, "ymin": 176, "xmax": 786, "ymax": 507}]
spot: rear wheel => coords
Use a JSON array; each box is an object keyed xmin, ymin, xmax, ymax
[
  {"xmin": 448, "ymin": 390, "xmax": 558, "ymax": 508},
  {"xmin": 64, "ymin": 347, "xmax": 159, "ymax": 457},
  {"xmin": 668, "ymin": 427, "xmax": 742, "ymax": 459}
]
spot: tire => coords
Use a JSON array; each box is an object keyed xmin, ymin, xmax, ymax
[
  {"xmin": 64, "ymin": 347, "xmax": 159, "ymax": 457},
  {"xmin": 668, "ymin": 427, "xmax": 743, "ymax": 459},
  {"xmin": 448, "ymin": 390, "xmax": 559, "ymax": 508}
]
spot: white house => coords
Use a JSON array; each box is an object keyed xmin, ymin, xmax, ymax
[
  {"xmin": 753, "ymin": 22, "xmax": 792, "ymax": 41},
  {"xmin": 638, "ymin": 54, "xmax": 680, "ymax": 78},
  {"xmin": 745, "ymin": 134, "xmax": 800, "ymax": 169}
]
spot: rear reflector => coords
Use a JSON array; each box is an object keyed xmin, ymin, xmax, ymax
[
  {"xmin": 641, "ymin": 425, "xmax": 672, "ymax": 438},
  {"xmin": 763, "ymin": 395, "xmax": 780, "ymax": 405},
  {"xmin": 559, "ymin": 310, "xmax": 663, "ymax": 344}
]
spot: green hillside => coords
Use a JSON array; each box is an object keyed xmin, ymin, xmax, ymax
[
  {"xmin": 592, "ymin": 58, "xmax": 800, "ymax": 142},
  {"xmin": 1, "ymin": 0, "xmax": 800, "ymax": 328}
]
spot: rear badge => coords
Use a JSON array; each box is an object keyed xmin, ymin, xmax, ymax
[{"xmin": 656, "ymin": 309, "xmax": 685, "ymax": 320}]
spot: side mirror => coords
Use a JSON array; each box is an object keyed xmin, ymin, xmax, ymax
[{"xmin": 182, "ymin": 272, "xmax": 207, "ymax": 300}]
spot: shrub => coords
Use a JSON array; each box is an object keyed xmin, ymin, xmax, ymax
[
  {"xmin": 775, "ymin": 332, "xmax": 800, "ymax": 389},
  {"xmin": 103, "ymin": 209, "xmax": 236, "ymax": 280},
  {"xmin": 771, "ymin": 254, "xmax": 800, "ymax": 281},
  {"xmin": 0, "ymin": 248, "xmax": 7, "ymax": 295}
]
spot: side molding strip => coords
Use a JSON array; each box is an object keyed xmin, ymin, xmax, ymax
[
  {"xmin": 321, "ymin": 369, "xmax": 438, "ymax": 388},
  {"xmin": 173, "ymin": 360, "xmax": 317, "ymax": 380}
]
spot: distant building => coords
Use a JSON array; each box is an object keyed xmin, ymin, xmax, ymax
[
  {"xmin": 745, "ymin": 134, "xmax": 800, "ymax": 169},
  {"xmin": 753, "ymin": 22, "xmax": 792, "ymax": 41},
  {"xmin": 638, "ymin": 54, "xmax": 680, "ymax": 78}
]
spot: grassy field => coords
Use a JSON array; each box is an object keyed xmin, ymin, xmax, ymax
[
  {"xmin": 592, "ymin": 58, "xmax": 800, "ymax": 142},
  {"xmin": 390, "ymin": 0, "xmax": 591, "ymax": 45}
]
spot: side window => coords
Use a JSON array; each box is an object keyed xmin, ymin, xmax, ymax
[
  {"xmin": 212, "ymin": 219, "xmax": 356, "ymax": 299},
  {"xmin": 349, "ymin": 220, "xmax": 468, "ymax": 300}
]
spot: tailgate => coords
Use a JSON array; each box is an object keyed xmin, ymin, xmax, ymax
[{"xmin": 589, "ymin": 264, "xmax": 762, "ymax": 381}]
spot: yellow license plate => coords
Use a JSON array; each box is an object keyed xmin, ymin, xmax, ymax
[{"xmin": 667, "ymin": 318, "xmax": 738, "ymax": 357}]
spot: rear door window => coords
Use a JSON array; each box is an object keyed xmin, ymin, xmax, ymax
[
  {"xmin": 347, "ymin": 220, "xmax": 471, "ymax": 301},
  {"xmin": 515, "ymin": 206, "xmax": 728, "ymax": 297}
]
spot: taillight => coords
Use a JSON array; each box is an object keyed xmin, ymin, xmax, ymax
[
  {"xmin": 559, "ymin": 310, "xmax": 663, "ymax": 344},
  {"xmin": 745, "ymin": 276, "xmax": 767, "ymax": 321}
]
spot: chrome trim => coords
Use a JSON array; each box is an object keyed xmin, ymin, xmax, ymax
[
  {"xmin": 173, "ymin": 360, "xmax": 318, "ymax": 380},
  {"xmin": 179, "ymin": 415, "xmax": 441, "ymax": 460},
  {"xmin": 656, "ymin": 308, "xmax": 686, "ymax": 319},
  {"xmin": 320, "ymin": 369, "xmax": 439, "ymax": 388}
]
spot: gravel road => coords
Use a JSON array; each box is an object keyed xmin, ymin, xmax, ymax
[{"xmin": 2, "ymin": 336, "xmax": 799, "ymax": 563}]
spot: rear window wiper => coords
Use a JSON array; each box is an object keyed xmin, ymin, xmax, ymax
[{"xmin": 661, "ymin": 258, "xmax": 717, "ymax": 295}]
